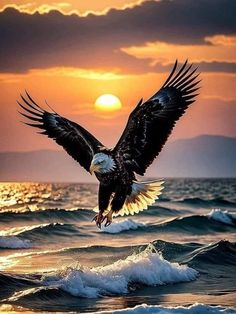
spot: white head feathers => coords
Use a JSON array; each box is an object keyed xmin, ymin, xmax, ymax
[{"xmin": 90, "ymin": 153, "xmax": 116, "ymax": 174}]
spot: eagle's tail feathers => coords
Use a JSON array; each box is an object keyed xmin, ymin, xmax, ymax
[
  {"xmin": 115, "ymin": 179, "xmax": 164, "ymax": 217},
  {"xmin": 93, "ymin": 179, "xmax": 164, "ymax": 217}
]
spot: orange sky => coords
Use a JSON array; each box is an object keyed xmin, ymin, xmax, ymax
[{"xmin": 0, "ymin": 0, "xmax": 236, "ymax": 152}]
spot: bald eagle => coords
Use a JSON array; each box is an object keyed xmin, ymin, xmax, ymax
[{"xmin": 18, "ymin": 60, "xmax": 200, "ymax": 228}]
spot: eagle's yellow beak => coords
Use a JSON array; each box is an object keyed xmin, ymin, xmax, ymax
[{"xmin": 89, "ymin": 163, "xmax": 100, "ymax": 175}]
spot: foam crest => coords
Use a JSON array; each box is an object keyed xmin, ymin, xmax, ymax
[
  {"xmin": 0, "ymin": 223, "xmax": 54, "ymax": 236},
  {"xmin": 208, "ymin": 209, "xmax": 236, "ymax": 225},
  {"xmin": 101, "ymin": 219, "xmax": 146, "ymax": 233},
  {"xmin": 0, "ymin": 236, "xmax": 31, "ymax": 249},
  {"xmin": 43, "ymin": 244, "xmax": 197, "ymax": 298},
  {"xmin": 104, "ymin": 303, "xmax": 236, "ymax": 314}
]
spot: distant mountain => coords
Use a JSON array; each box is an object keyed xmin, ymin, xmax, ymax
[
  {"xmin": 0, "ymin": 135, "xmax": 235, "ymax": 182},
  {"xmin": 147, "ymin": 135, "xmax": 236, "ymax": 178}
]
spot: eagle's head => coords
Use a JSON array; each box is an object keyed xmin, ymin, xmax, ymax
[{"xmin": 89, "ymin": 153, "xmax": 116, "ymax": 174}]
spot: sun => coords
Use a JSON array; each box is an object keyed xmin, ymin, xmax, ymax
[{"xmin": 95, "ymin": 94, "xmax": 122, "ymax": 111}]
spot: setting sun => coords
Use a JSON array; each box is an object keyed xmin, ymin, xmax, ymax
[{"xmin": 95, "ymin": 94, "xmax": 122, "ymax": 111}]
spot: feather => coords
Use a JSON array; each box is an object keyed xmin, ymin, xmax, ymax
[
  {"xmin": 20, "ymin": 94, "xmax": 43, "ymax": 113},
  {"xmin": 17, "ymin": 101, "xmax": 43, "ymax": 117},
  {"xmin": 17, "ymin": 92, "xmax": 105, "ymax": 172},
  {"xmin": 113, "ymin": 60, "xmax": 200, "ymax": 175},
  {"xmin": 162, "ymin": 60, "xmax": 178, "ymax": 88},
  {"xmin": 18, "ymin": 111, "xmax": 43, "ymax": 122},
  {"xmin": 168, "ymin": 60, "xmax": 188, "ymax": 87}
]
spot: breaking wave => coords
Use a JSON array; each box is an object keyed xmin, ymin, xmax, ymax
[
  {"xmin": 4, "ymin": 245, "xmax": 197, "ymax": 300},
  {"xmin": 38, "ymin": 244, "xmax": 198, "ymax": 298},
  {"xmin": 208, "ymin": 209, "xmax": 236, "ymax": 225},
  {"xmin": 101, "ymin": 219, "xmax": 146, "ymax": 234}
]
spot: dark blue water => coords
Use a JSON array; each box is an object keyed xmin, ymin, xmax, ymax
[{"xmin": 0, "ymin": 179, "xmax": 235, "ymax": 313}]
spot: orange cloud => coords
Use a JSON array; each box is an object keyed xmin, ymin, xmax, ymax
[
  {"xmin": 30, "ymin": 67, "xmax": 127, "ymax": 80},
  {"xmin": 121, "ymin": 35, "xmax": 236, "ymax": 65},
  {"xmin": 206, "ymin": 35, "xmax": 236, "ymax": 46},
  {"xmin": 0, "ymin": 67, "xmax": 128, "ymax": 83},
  {"xmin": 0, "ymin": 0, "xmax": 147, "ymax": 16},
  {"xmin": 0, "ymin": 2, "xmax": 71, "ymax": 14}
]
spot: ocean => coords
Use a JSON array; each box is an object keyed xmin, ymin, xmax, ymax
[{"xmin": 0, "ymin": 179, "xmax": 235, "ymax": 314}]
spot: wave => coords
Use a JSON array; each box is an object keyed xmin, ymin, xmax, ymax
[
  {"xmin": 0, "ymin": 223, "xmax": 58, "ymax": 236},
  {"xmin": 150, "ymin": 239, "xmax": 236, "ymax": 270},
  {"xmin": 43, "ymin": 244, "xmax": 197, "ymax": 298},
  {"xmin": 1, "ymin": 240, "xmax": 235, "ymax": 305},
  {"xmin": 146, "ymin": 209, "xmax": 236, "ymax": 234},
  {"xmin": 40, "ymin": 239, "xmax": 236, "ymax": 268},
  {"xmin": 96, "ymin": 209, "xmax": 236, "ymax": 236},
  {"xmin": 1, "ymin": 208, "xmax": 234, "ymax": 247},
  {"xmin": 0, "ymin": 206, "xmax": 180, "ymax": 225},
  {"xmin": 183, "ymin": 240, "xmax": 236, "ymax": 267},
  {"xmin": 101, "ymin": 219, "xmax": 146, "ymax": 234},
  {"xmin": 104, "ymin": 303, "xmax": 236, "ymax": 314},
  {"xmin": 0, "ymin": 222, "xmax": 85, "ymax": 243},
  {"xmin": 17, "ymin": 222, "xmax": 81, "ymax": 238},
  {"xmin": 208, "ymin": 209, "xmax": 236, "ymax": 225},
  {"xmin": 4, "ymin": 245, "xmax": 197, "ymax": 299},
  {"xmin": 0, "ymin": 236, "xmax": 31, "ymax": 249},
  {"xmin": 176, "ymin": 197, "xmax": 236, "ymax": 207},
  {"xmin": 0, "ymin": 208, "xmax": 92, "ymax": 223},
  {"xmin": 99, "ymin": 209, "xmax": 236, "ymax": 235},
  {"xmin": 140, "ymin": 205, "xmax": 182, "ymax": 216}
]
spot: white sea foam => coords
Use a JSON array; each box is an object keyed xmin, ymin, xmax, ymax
[
  {"xmin": 101, "ymin": 219, "xmax": 146, "ymax": 233},
  {"xmin": 0, "ymin": 236, "xmax": 31, "ymax": 249},
  {"xmin": 43, "ymin": 244, "xmax": 198, "ymax": 298},
  {"xmin": 208, "ymin": 209, "xmax": 236, "ymax": 225},
  {"xmin": 102, "ymin": 303, "xmax": 236, "ymax": 314}
]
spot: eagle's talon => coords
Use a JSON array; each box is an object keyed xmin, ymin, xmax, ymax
[
  {"xmin": 103, "ymin": 210, "xmax": 113, "ymax": 227},
  {"xmin": 92, "ymin": 213, "xmax": 104, "ymax": 229},
  {"xmin": 105, "ymin": 220, "xmax": 111, "ymax": 227}
]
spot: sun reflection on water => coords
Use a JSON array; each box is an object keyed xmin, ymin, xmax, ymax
[
  {"xmin": 0, "ymin": 304, "xmax": 35, "ymax": 314},
  {"xmin": 0, "ymin": 182, "xmax": 97, "ymax": 213}
]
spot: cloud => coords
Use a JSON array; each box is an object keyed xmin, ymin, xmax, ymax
[
  {"xmin": 0, "ymin": 2, "xmax": 72, "ymax": 15},
  {"xmin": 0, "ymin": 67, "xmax": 129, "ymax": 84},
  {"xmin": 121, "ymin": 36, "xmax": 236, "ymax": 64},
  {"xmin": 0, "ymin": 0, "xmax": 146, "ymax": 16},
  {"xmin": 0, "ymin": 0, "xmax": 236, "ymax": 73},
  {"xmin": 28, "ymin": 67, "xmax": 127, "ymax": 80}
]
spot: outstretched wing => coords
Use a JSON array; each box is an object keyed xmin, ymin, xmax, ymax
[
  {"xmin": 113, "ymin": 60, "xmax": 200, "ymax": 175},
  {"xmin": 18, "ymin": 91, "xmax": 105, "ymax": 172}
]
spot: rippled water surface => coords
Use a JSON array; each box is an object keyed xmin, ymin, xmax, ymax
[{"xmin": 0, "ymin": 179, "xmax": 235, "ymax": 313}]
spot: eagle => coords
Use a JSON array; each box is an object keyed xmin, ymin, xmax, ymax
[{"xmin": 18, "ymin": 60, "xmax": 200, "ymax": 228}]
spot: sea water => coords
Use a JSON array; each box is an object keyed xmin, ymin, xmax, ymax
[{"xmin": 0, "ymin": 179, "xmax": 235, "ymax": 313}]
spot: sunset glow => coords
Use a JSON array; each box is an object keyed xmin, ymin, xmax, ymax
[{"xmin": 0, "ymin": 0, "xmax": 235, "ymax": 154}]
